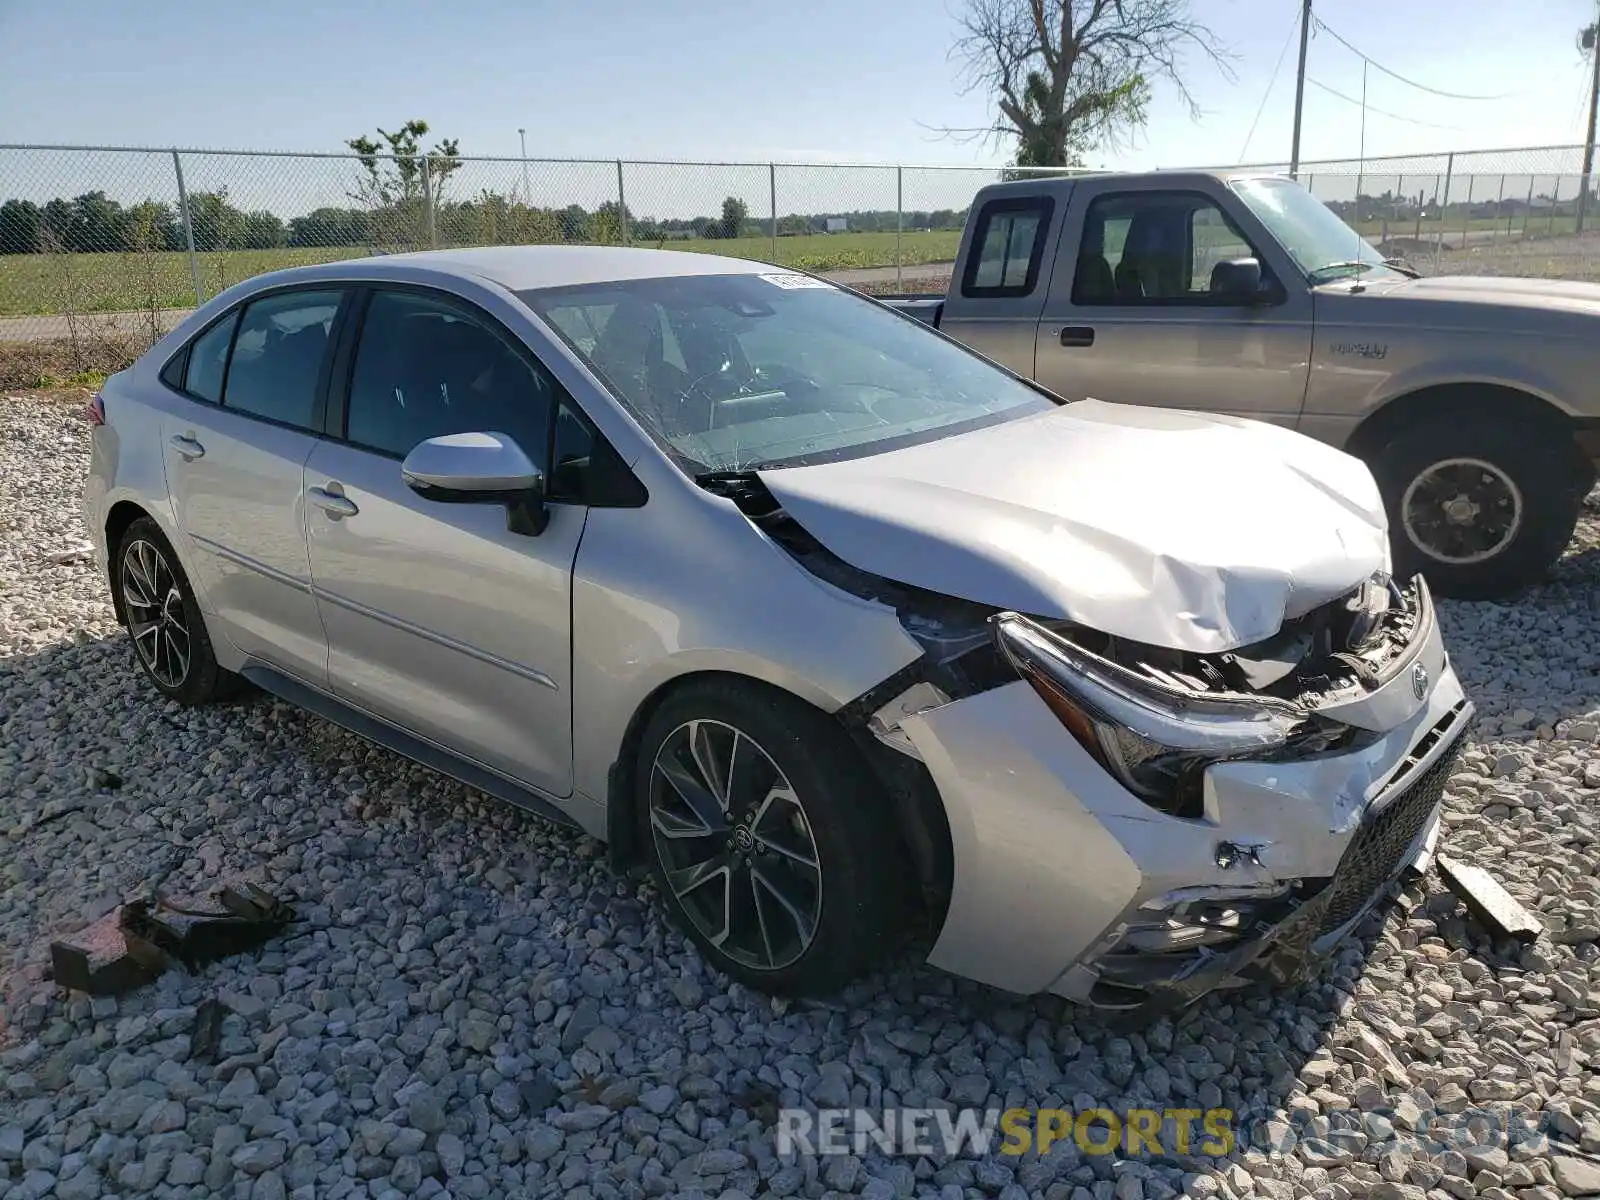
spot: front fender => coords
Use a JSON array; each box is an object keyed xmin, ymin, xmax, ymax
[{"xmin": 568, "ymin": 497, "xmax": 924, "ymax": 815}]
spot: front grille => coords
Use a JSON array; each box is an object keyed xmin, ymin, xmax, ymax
[{"xmin": 1314, "ymin": 715, "xmax": 1465, "ymax": 935}]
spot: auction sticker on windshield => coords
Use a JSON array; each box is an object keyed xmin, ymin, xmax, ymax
[{"xmin": 759, "ymin": 273, "xmax": 835, "ymax": 289}]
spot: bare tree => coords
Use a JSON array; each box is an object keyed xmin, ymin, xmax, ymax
[{"xmin": 951, "ymin": 0, "xmax": 1233, "ymax": 166}]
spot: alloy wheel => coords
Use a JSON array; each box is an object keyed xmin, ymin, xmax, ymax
[
  {"xmin": 648, "ymin": 719, "xmax": 822, "ymax": 971},
  {"xmin": 1401, "ymin": 456, "xmax": 1524, "ymax": 566},
  {"xmin": 120, "ymin": 538, "xmax": 191, "ymax": 689}
]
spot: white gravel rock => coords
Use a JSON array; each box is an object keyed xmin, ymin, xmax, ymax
[{"xmin": 3, "ymin": 390, "xmax": 1600, "ymax": 1199}]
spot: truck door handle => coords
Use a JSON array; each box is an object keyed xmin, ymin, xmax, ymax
[
  {"xmin": 308, "ymin": 485, "xmax": 359, "ymax": 518},
  {"xmin": 168, "ymin": 433, "xmax": 205, "ymax": 460},
  {"xmin": 1059, "ymin": 326, "xmax": 1096, "ymax": 348}
]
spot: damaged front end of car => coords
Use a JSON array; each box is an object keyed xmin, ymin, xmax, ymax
[
  {"xmin": 892, "ymin": 577, "xmax": 1469, "ymax": 1019},
  {"xmin": 705, "ymin": 470, "xmax": 1472, "ymax": 1018}
]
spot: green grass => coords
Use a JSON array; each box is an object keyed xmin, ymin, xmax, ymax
[{"xmin": 0, "ymin": 230, "xmax": 964, "ymax": 319}]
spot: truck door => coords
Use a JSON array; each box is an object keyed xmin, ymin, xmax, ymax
[
  {"xmin": 937, "ymin": 193, "xmax": 1060, "ymax": 378},
  {"xmin": 1033, "ymin": 178, "xmax": 1313, "ymax": 428}
]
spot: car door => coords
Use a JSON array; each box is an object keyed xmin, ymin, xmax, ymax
[
  {"xmin": 1035, "ymin": 183, "xmax": 1314, "ymax": 428},
  {"xmin": 160, "ymin": 287, "xmax": 347, "ymax": 682},
  {"xmin": 303, "ymin": 286, "xmax": 585, "ymax": 798}
]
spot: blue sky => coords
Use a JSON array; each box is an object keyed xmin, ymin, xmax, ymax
[{"xmin": 2, "ymin": 0, "xmax": 1596, "ymax": 168}]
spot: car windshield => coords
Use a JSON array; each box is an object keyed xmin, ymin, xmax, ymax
[
  {"xmin": 1231, "ymin": 177, "xmax": 1403, "ymax": 283},
  {"xmin": 517, "ymin": 273, "xmax": 1055, "ymax": 473}
]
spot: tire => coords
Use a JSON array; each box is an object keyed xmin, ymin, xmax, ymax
[
  {"xmin": 635, "ymin": 677, "xmax": 905, "ymax": 995},
  {"xmin": 1368, "ymin": 414, "xmax": 1584, "ymax": 600},
  {"xmin": 114, "ymin": 516, "xmax": 241, "ymax": 705}
]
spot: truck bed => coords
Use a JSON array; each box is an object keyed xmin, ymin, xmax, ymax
[{"xmin": 877, "ymin": 296, "xmax": 944, "ymax": 326}]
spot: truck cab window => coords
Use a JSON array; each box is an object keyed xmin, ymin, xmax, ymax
[
  {"xmin": 1073, "ymin": 193, "xmax": 1264, "ymax": 305},
  {"xmin": 962, "ymin": 199, "xmax": 1053, "ymax": 298}
]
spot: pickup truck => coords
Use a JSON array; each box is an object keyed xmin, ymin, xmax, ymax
[{"xmin": 883, "ymin": 170, "xmax": 1600, "ymax": 599}]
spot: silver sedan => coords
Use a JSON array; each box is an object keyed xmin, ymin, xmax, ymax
[{"xmin": 84, "ymin": 246, "xmax": 1473, "ymax": 1016}]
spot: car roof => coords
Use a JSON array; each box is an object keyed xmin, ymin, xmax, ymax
[{"xmin": 261, "ymin": 245, "xmax": 778, "ymax": 294}]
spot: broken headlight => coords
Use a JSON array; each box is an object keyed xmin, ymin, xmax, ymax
[{"xmin": 993, "ymin": 612, "xmax": 1308, "ymax": 818}]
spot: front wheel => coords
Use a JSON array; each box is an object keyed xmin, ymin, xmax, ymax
[
  {"xmin": 636, "ymin": 678, "xmax": 905, "ymax": 995},
  {"xmin": 1369, "ymin": 415, "xmax": 1584, "ymax": 599}
]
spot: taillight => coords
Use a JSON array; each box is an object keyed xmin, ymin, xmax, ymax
[{"xmin": 84, "ymin": 393, "xmax": 106, "ymax": 426}]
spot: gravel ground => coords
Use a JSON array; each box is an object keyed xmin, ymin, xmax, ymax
[{"xmin": 3, "ymin": 390, "xmax": 1600, "ymax": 1200}]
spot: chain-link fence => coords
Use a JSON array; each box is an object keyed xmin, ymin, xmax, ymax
[
  {"xmin": 1219, "ymin": 145, "xmax": 1599, "ymax": 281},
  {"xmin": 0, "ymin": 142, "xmax": 1594, "ymax": 374}
]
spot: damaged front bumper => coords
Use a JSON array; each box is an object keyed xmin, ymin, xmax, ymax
[{"xmin": 896, "ymin": 577, "xmax": 1474, "ymax": 1018}]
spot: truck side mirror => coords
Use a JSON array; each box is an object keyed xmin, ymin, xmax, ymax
[{"xmin": 1210, "ymin": 258, "xmax": 1283, "ymax": 306}]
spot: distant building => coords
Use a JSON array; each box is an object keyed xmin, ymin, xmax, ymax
[{"xmin": 825, "ymin": 217, "xmax": 848, "ymax": 234}]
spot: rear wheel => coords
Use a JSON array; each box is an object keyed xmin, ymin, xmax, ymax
[
  {"xmin": 115, "ymin": 517, "xmax": 240, "ymax": 705},
  {"xmin": 636, "ymin": 678, "xmax": 904, "ymax": 995},
  {"xmin": 1370, "ymin": 414, "xmax": 1584, "ymax": 599}
]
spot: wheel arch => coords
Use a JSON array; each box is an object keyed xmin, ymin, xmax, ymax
[
  {"xmin": 1345, "ymin": 381, "xmax": 1581, "ymax": 464},
  {"xmin": 604, "ymin": 668, "xmax": 953, "ymax": 933},
  {"xmin": 103, "ymin": 499, "xmax": 157, "ymax": 627}
]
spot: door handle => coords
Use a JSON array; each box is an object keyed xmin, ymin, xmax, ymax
[
  {"xmin": 1059, "ymin": 326, "xmax": 1096, "ymax": 348},
  {"xmin": 308, "ymin": 485, "xmax": 359, "ymax": 518},
  {"xmin": 169, "ymin": 433, "xmax": 205, "ymax": 460}
]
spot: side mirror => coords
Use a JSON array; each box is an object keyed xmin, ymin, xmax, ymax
[
  {"xmin": 1210, "ymin": 258, "xmax": 1284, "ymax": 306},
  {"xmin": 401, "ymin": 431, "xmax": 549, "ymax": 536}
]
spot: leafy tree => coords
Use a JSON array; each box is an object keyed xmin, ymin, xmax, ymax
[
  {"xmin": 347, "ymin": 120, "xmax": 462, "ymax": 214},
  {"xmin": 186, "ymin": 189, "xmax": 246, "ymax": 252},
  {"xmin": 0, "ymin": 198, "xmax": 42, "ymax": 254},
  {"xmin": 589, "ymin": 200, "xmax": 631, "ymax": 244},
  {"xmin": 952, "ymin": 0, "xmax": 1231, "ymax": 166},
  {"xmin": 558, "ymin": 205, "xmax": 589, "ymax": 242},
  {"xmin": 289, "ymin": 207, "xmax": 370, "ymax": 247},
  {"xmin": 241, "ymin": 211, "xmax": 288, "ymax": 249},
  {"xmin": 124, "ymin": 201, "xmax": 181, "ymax": 252},
  {"xmin": 720, "ymin": 196, "xmax": 749, "ymax": 240}
]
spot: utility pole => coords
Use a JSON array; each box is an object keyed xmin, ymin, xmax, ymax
[
  {"xmin": 1289, "ymin": 0, "xmax": 1312, "ymax": 178},
  {"xmin": 1579, "ymin": 17, "xmax": 1598, "ymax": 234},
  {"xmin": 518, "ymin": 128, "xmax": 531, "ymax": 202}
]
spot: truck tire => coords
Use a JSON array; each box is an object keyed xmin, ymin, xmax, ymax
[{"xmin": 1369, "ymin": 415, "xmax": 1583, "ymax": 599}]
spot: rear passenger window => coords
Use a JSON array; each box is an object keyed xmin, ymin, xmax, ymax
[
  {"xmin": 182, "ymin": 313, "xmax": 238, "ymax": 403},
  {"xmin": 962, "ymin": 199, "xmax": 1053, "ymax": 298},
  {"xmin": 222, "ymin": 290, "xmax": 342, "ymax": 430}
]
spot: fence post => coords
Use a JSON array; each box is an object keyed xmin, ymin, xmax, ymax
[
  {"xmin": 1524, "ymin": 177, "xmax": 1535, "ymax": 237},
  {"xmin": 617, "ymin": 160, "xmax": 630, "ymax": 245},
  {"xmin": 1496, "ymin": 174, "xmax": 1506, "ymax": 243},
  {"xmin": 171, "ymin": 150, "xmax": 204, "ymax": 306},
  {"xmin": 1462, "ymin": 175, "xmax": 1474, "ymax": 253},
  {"xmin": 769, "ymin": 164, "xmax": 777, "ymax": 263},
  {"xmin": 1435, "ymin": 154, "xmax": 1453, "ymax": 271},
  {"xmin": 421, "ymin": 156, "xmax": 437, "ymax": 248},
  {"xmin": 1549, "ymin": 176, "xmax": 1562, "ymax": 236},
  {"xmin": 895, "ymin": 165, "xmax": 904, "ymax": 289}
]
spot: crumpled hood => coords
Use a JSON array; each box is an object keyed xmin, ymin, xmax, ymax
[{"xmin": 756, "ymin": 400, "xmax": 1389, "ymax": 654}]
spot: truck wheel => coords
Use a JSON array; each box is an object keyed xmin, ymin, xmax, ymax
[{"xmin": 1370, "ymin": 416, "xmax": 1582, "ymax": 599}]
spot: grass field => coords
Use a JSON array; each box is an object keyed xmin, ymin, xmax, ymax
[{"xmin": 0, "ymin": 229, "xmax": 964, "ymax": 318}]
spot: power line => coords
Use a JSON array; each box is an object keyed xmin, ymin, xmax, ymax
[
  {"xmin": 1305, "ymin": 77, "xmax": 1467, "ymax": 131},
  {"xmin": 1240, "ymin": 6, "xmax": 1303, "ymax": 161},
  {"xmin": 1311, "ymin": 15, "xmax": 1514, "ymax": 101}
]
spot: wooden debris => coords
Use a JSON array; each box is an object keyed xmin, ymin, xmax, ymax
[{"xmin": 47, "ymin": 880, "xmax": 295, "ymax": 996}]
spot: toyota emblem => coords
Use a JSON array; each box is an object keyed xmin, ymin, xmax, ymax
[{"xmin": 1411, "ymin": 662, "xmax": 1429, "ymax": 701}]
